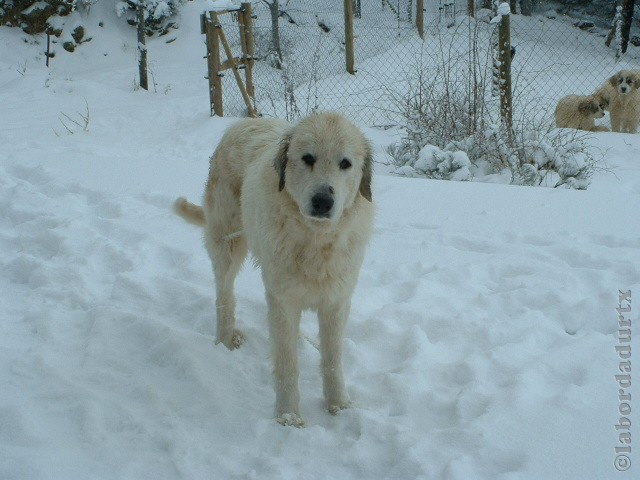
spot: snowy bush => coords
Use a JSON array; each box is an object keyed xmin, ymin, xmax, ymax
[
  {"xmin": 515, "ymin": 128, "xmax": 596, "ymax": 189},
  {"xmin": 0, "ymin": 1, "xmax": 99, "ymax": 52},
  {"xmin": 391, "ymin": 144, "xmax": 472, "ymax": 181},
  {"xmin": 0, "ymin": 0, "xmax": 76, "ymax": 34},
  {"xmin": 453, "ymin": 120, "xmax": 597, "ymax": 189},
  {"xmin": 115, "ymin": 0, "xmax": 185, "ymax": 36},
  {"xmin": 252, "ymin": 27, "xmax": 297, "ymax": 69},
  {"xmin": 0, "ymin": 0, "xmax": 183, "ymax": 38}
]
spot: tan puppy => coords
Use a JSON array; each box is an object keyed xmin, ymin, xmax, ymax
[
  {"xmin": 174, "ymin": 112, "xmax": 373, "ymax": 426},
  {"xmin": 597, "ymin": 70, "xmax": 640, "ymax": 133},
  {"xmin": 554, "ymin": 93, "xmax": 609, "ymax": 132}
]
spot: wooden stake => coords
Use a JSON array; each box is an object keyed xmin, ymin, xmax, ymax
[
  {"xmin": 416, "ymin": 0, "xmax": 424, "ymax": 39},
  {"xmin": 498, "ymin": 12, "xmax": 512, "ymax": 134},
  {"xmin": 137, "ymin": 2, "xmax": 148, "ymax": 91},
  {"xmin": 217, "ymin": 19, "xmax": 256, "ymax": 117},
  {"xmin": 344, "ymin": 0, "xmax": 355, "ymax": 74},
  {"xmin": 240, "ymin": 2, "xmax": 255, "ymax": 100},
  {"xmin": 207, "ymin": 13, "xmax": 224, "ymax": 116},
  {"xmin": 46, "ymin": 32, "xmax": 51, "ymax": 67}
]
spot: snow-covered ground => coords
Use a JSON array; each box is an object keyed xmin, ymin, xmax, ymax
[{"xmin": 1, "ymin": 1, "xmax": 639, "ymax": 479}]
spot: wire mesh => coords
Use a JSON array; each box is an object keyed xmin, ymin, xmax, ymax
[{"xmin": 208, "ymin": 0, "xmax": 640, "ymax": 127}]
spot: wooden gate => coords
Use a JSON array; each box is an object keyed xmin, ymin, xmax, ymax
[{"xmin": 202, "ymin": 2, "xmax": 257, "ymax": 117}]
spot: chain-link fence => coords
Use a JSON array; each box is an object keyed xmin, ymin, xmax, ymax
[
  {"xmin": 210, "ymin": 0, "xmax": 640, "ymax": 126},
  {"xmin": 508, "ymin": 2, "xmax": 640, "ymax": 111}
]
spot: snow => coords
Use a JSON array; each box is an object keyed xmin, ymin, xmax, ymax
[
  {"xmin": 204, "ymin": 0, "xmax": 240, "ymax": 12},
  {"xmin": 497, "ymin": 2, "xmax": 511, "ymax": 17},
  {"xmin": 490, "ymin": 3, "xmax": 511, "ymax": 24},
  {"xmin": 1, "ymin": 1, "xmax": 639, "ymax": 479}
]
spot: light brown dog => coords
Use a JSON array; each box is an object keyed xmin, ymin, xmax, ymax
[
  {"xmin": 174, "ymin": 112, "xmax": 374, "ymax": 426},
  {"xmin": 554, "ymin": 93, "xmax": 609, "ymax": 132},
  {"xmin": 596, "ymin": 70, "xmax": 640, "ymax": 133}
]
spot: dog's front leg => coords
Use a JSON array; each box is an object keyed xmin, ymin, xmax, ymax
[
  {"xmin": 610, "ymin": 110, "xmax": 621, "ymax": 132},
  {"xmin": 318, "ymin": 299, "xmax": 351, "ymax": 414},
  {"xmin": 266, "ymin": 290, "xmax": 304, "ymax": 426}
]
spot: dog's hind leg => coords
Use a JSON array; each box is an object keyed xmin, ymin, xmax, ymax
[
  {"xmin": 204, "ymin": 179, "xmax": 248, "ymax": 350},
  {"xmin": 208, "ymin": 235, "xmax": 247, "ymax": 349}
]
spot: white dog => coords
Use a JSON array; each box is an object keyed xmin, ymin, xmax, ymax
[
  {"xmin": 554, "ymin": 93, "xmax": 609, "ymax": 132},
  {"xmin": 597, "ymin": 70, "xmax": 640, "ymax": 133},
  {"xmin": 174, "ymin": 112, "xmax": 373, "ymax": 426}
]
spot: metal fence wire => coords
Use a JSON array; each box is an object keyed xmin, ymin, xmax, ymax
[{"xmin": 211, "ymin": 0, "xmax": 640, "ymax": 126}]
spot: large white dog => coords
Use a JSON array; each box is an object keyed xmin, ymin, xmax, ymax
[{"xmin": 174, "ymin": 112, "xmax": 373, "ymax": 426}]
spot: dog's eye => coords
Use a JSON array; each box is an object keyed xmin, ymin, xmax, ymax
[
  {"xmin": 339, "ymin": 158, "xmax": 352, "ymax": 170},
  {"xmin": 302, "ymin": 154, "xmax": 316, "ymax": 167}
]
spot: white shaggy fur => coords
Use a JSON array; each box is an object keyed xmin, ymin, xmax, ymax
[
  {"xmin": 554, "ymin": 93, "xmax": 609, "ymax": 132},
  {"xmin": 174, "ymin": 112, "xmax": 374, "ymax": 426},
  {"xmin": 596, "ymin": 70, "xmax": 640, "ymax": 134}
]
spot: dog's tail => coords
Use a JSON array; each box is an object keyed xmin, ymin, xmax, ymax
[{"xmin": 173, "ymin": 197, "xmax": 205, "ymax": 227}]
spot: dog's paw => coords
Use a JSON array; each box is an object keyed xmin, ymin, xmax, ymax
[
  {"xmin": 216, "ymin": 329, "xmax": 245, "ymax": 350},
  {"xmin": 230, "ymin": 329, "xmax": 245, "ymax": 349},
  {"xmin": 327, "ymin": 401, "xmax": 351, "ymax": 415},
  {"xmin": 276, "ymin": 413, "xmax": 305, "ymax": 428}
]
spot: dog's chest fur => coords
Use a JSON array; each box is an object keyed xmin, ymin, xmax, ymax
[{"xmin": 263, "ymin": 197, "xmax": 372, "ymax": 307}]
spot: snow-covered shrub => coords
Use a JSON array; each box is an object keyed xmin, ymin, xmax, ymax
[
  {"xmin": 515, "ymin": 127, "xmax": 596, "ymax": 189},
  {"xmin": 450, "ymin": 119, "xmax": 597, "ymax": 189},
  {"xmin": 0, "ymin": 1, "xmax": 97, "ymax": 52},
  {"xmin": 115, "ymin": 0, "xmax": 185, "ymax": 36},
  {"xmin": 390, "ymin": 144, "xmax": 472, "ymax": 181},
  {"xmin": 252, "ymin": 27, "xmax": 297, "ymax": 68},
  {"xmin": 0, "ymin": 0, "xmax": 76, "ymax": 35},
  {"xmin": 386, "ymin": 16, "xmax": 493, "ymax": 157}
]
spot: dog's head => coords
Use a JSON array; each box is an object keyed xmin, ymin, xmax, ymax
[
  {"xmin": 579, "ymin": 95, "xmax": 607, "ymax": 119},
  {"xmin": 593, "ymin": 91, "xmax": 610, "ymax": 113},
  {"xmin": 609, "ymin": 70, "xmax": 640, "ymax": 95},
  {"xmin": 274, "ymin": 112, "xmax": 372, "ymax": 224}
]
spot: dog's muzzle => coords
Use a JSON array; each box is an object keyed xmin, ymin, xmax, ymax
[{"xmin": 310, "ymin": 187, "xmax": 334, "ymax": 219}]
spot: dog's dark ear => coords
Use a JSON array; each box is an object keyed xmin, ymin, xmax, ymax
[
  {"xmin": 274, "ymin": 134, "xmax": 291, "ymax": 192},
  {"xmin": 596, "ymin": 93, "xmax": 609, "ymax": 110},
  {"xmin": 359, "ymin": 141, "xmax": 373, "ymax": 202},
  {"xmin": 609, "ymin": 74, "xmax": 619, "ymax": 88},
  {"xmin": 577, "ymin": 99, "xmax": 592, "ymax": 115}
]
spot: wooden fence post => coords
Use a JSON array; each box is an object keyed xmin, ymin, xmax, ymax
[
  {"xmin": 216, "ymin": 17, "xmax": 257, "ymax": 117},
  {"xmin": 240, "ymin": 2, "xmax": 255, "ymax": 99},
  {"xmin": 46, "ymin": 32, "xmax": 51, "ymax": 67},
  {"xmin": 205, "ymin": 12, "xmax": 224, "ymax": 116},
  {"xmin": 137, "ymin": 2, "xmax": 148, "ymax": 91},
  {"xmin": 416, "ymin": 0, "xmax": 424, "ymax": 39},
  {"xmin": 498, "ymin": 10, "xmax": 512, "ymax": 134},
  {"xmin": 344, "ymin": 0, "xmax": 355, "ymax": 74}
]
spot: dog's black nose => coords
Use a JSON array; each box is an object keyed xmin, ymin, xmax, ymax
[{"xmin": 311, "ymin": 192, "xmax": 334, "ymax": 217}]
